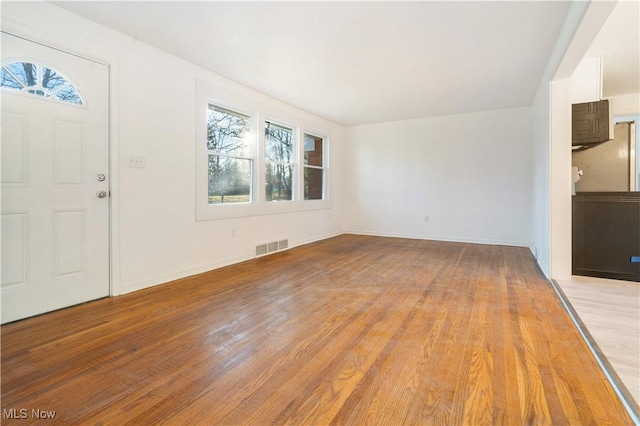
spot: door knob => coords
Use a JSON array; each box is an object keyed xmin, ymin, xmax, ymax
[
  {"xmin": 96, "ymin": 191, "xmax": 108, "ymax": 199},
  {"xmin": 96, "ymin": 174, "xmax": 106, "ymax": 182}
]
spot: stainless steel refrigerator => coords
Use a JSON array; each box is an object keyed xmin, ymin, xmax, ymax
[{"xmin": 572, "ymin": 121, "xmax": 636, "ymax": 192}]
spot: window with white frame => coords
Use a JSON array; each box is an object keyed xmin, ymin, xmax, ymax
[
  {"xmin": 265, "ymin": 121, "xmax": 295, "ymax": 202},
  {"xmin": 207, "ymin": 104, "xmax": 253, "ymax": 204},
  {"xmin": 303, "ymin": 133, "xmax": 326, "ymax": 200},
  {"xmin": 196, "ymin": 79, "xmax": 331, "ymax": 221},
  {"xmin": 1, "ymin": 61, "xmax": 83, "ymax": 105}
]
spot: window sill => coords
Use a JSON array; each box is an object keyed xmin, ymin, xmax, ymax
[{"xmin": 196, "ymin": 198, "xmax": 332, "ymax": 221}]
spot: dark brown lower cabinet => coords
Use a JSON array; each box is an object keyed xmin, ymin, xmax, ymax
[{"xmin": 573, "ymin": 192, "xmax": 640, "ymax": 282}]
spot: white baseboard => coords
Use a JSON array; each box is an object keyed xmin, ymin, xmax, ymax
[
  {"xmin": 536, "ymin": 257, "xmax": 551, "ymax": 279},
  {"xmin": 346, "ymin": 229, "xmax": 530, "ymax": 248},
  {"xmin": 290, "ymin": 231, "xmax": 343, "ymax": 249},
  {"xmin": 120, "ymin": 253, "xmax": 253, "ymax": 295},
  {"xmin": 119, "ymin": 231, "xmax": 344, "ymax": 296}
]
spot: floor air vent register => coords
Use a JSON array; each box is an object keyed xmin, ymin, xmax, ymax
[{"xmin": 255, "ymin": 239, "xmax": 289, "ymax": 258}]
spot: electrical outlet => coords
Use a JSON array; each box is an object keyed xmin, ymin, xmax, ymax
[{"xmin": 128, "ymin": 155, "xmax": 146, "ymax": 168}]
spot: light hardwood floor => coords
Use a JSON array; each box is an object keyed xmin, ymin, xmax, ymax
[
  {"xmin": 1, "ymin": 235, "xmax": 635, "ymax": 424},
  {"xmin": 556, "ymin": 277, "xmax": 640, "ymax": 406}
]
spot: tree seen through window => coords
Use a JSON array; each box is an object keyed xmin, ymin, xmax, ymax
[
  {"xmin": 207, "ymin": 105, "xmax": 252, "ymax": 204},
  {"xmin": 265, "ymin": 121, "xmax": 294, "ymax": 201}
]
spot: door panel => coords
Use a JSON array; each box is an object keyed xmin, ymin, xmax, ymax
[
  {"xmin": 1, "ymin": 33, "xmax": 110, "ymax": 323},
  {"xmin": 1, "ymin": 212, "xmax": 29, "ymax": 288},
  {"xmin": 54, "ymin": 119, "xmax": 86, "ymax": 185},
  {"xmin": 53, "ymin": 209, "xmax": 86, "ymax": 277},
  {"xmin": 1, "ymin": 110, "xmax": 28, "ymax": 185}
]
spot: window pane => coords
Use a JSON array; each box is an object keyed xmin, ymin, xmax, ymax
[
  {"xmin": 265, "ymin": 121, "xmax": 293, "ymax": 163},
  {"xmin": 208, "ymin": 155, "xmax": 252, "ymax": 204},
  {"xmin": 304, "ymin": 167, "xmax": 324, "ymax": 200},
  {"xmin": 1, "ymin": 69, "xmax": 23, "ymax": 90},
  {"xmin": 304, "ymin": 134, "xmax": 323, "ymax": 167},
  {"xmin": 207, "ymin": 105, "xmax": 251, "ymax": 157},
  {"xmin": 266, "ymin": 163, "xmax": 293, "ymax": 201},
  {"xmin": 26, "ymin": 89, "xmax": 49, "ymax": 97},
  {"xmin": 42, "ymin": 66, "xmax": 68, "ymax": 92},
  {"xmin": 55, "ymin": 86, "xmax": 83, "ymax": 105},
  {"xmin": 5, "ymin": 62, "xmax": 36, "ymax": 87}
]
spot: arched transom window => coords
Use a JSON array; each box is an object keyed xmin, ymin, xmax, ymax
[{"xmin": 1, "ymin": 61, "xmax": 83, "ymax": 105}]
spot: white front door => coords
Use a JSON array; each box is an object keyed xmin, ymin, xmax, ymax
[{"xmin": 1, "ymin": 32, "xmax": 110, "ymax": 323}]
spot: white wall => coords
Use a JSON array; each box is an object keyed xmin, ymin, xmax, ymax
[
  {"xmin": 344, "ymin": 107, "xmax": 532, "ymax": 247},
  {"xmin": 611, "ymin": 93, "xmax": 640, "ymax": 116},
  {"xmin": 2, "ymin": 2, "xmax": 345, "ymax": 295},
  {"xmin": 550, "ymin": 79, "xmax": 573, "ymax": 280},
  {"xmin": 530, "ymin": 80, "xmax": 551, "ymax": 275},
  {"xmin": 530, "ymin": 77, "xmax": 574, "ymax": 280}
]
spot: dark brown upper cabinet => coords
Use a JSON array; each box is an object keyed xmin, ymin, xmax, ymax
[{"xmin": 572, "ymin": 99, "xmax": 610, "ymax": 146}]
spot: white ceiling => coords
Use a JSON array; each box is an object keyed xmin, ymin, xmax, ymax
[
  {"xmin": 50, "ymin": 1, "xmax": 575, "ymax": 126},
  {"xmin": 583, "ymin": 0, "xmax": 640, "ymax": 98}
]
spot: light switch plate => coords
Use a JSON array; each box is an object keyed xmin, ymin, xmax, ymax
[{"xmin": 128, "ymin": 155, "xmax": 146, "ymax": 168}]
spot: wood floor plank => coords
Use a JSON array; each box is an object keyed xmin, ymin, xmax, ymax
[{"xmin": 1, "ymin": 235, "xmax": 634, "ymax": 425}]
